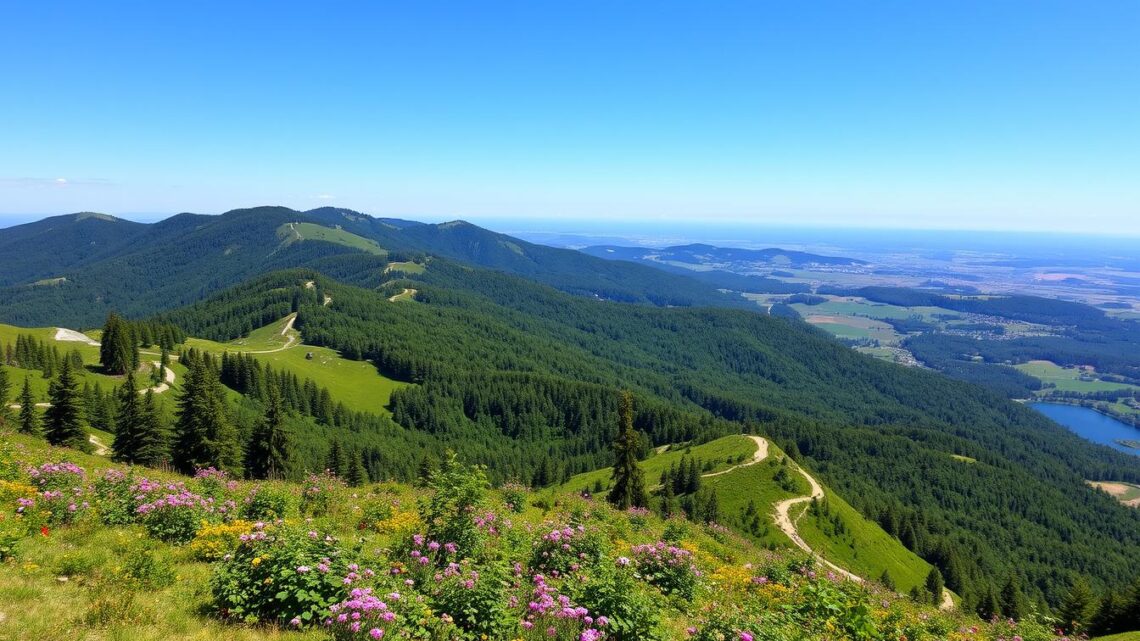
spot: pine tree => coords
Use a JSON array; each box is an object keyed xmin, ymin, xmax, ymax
[
  {"xmin": 45, "ymin": 360, "xmax": 86, "ymax": 449},
  {"xmin": 112, "ymin": 373, "xmax": 142, "ymax": 463},
  {"xmin": 879, "ymin": 569, "xmax": 896, "ymax": 592},
  {"xmin": 976, "ymin": 584, "xmax": 1001, "ymax": 621},
  {"xmin": 18, "ymin": 377, "xmax": 40, "ymax": 436},
  {"xmin": 134, "ymin": 390, "xmax": 168, "ymax": 467},
  {"xmin": 659, "ymin": 480, "xmax": 677, "ymax": 519},
  {"xmin": 999, "ymin": 574, "xmax": 1026, "ymax": 621},
  {"xmin": 607, "ymin": 390, "xmax": 647, "ymax": 510},
  {"xmin": 346, "ymin": 450, "xmax": 367, "ymax": 487},
  {"xmin": 924, "ymin": 567, "xmax": 946, "ymax": 606},
  {"xmin": 246, "ymin": 386, "xmax": 292, "ymax": 480},
  {"xmin": 686, "ymin": 457, "xmax": 701, "ymax": 494},
  {"xmin": 1057, "ymin": 577, "xmax": 1096, "ymax": 635},
  {"xmin": 100, "ymin": 313, "xmax": 138, "ymax": 375},
  {"xmin": 326, "ymin": 438, "xmax": 348, "ymax": 477},
  {"xmin": 0, "ymin": 366, "xmax": 11, "ymax": 427},
  {"xmin": 1090, "ymin": 592, "xmax": 1124, "ymax": 636},
  {"xmin": 172, "ymin": 359, "xmax": 241, "ymax": 474}
]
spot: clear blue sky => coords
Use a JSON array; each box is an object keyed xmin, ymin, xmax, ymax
[{"xmin": 2, "ymin": 1, "xmax": 1138, "ymax": 233}]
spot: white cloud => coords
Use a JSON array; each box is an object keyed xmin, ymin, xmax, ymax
[{"xmin": 315, "ymin": 193, "xmax": 336, "ymax": 201}]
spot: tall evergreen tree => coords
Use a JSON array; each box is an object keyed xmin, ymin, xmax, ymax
[
  {"xmin": 246, "ymin": 386, "xmax": 292, "ymax": 480},
  {"xmin": 976, "ymin": 584, "xmax": 1001, "ymax": 621},
  {"xmin": 18, "ymin": 377, "xmax": 40, "ymax": 436},
  {"xmin": 879, "ymin": 569, "xmax": 896, "ymax": 592},
  {"xmin": 607, "ymin": 390, "xmax": 647, "ymax": 510},
  {"xmin": 924, "ymin": 567, "xmax": 946, "ymax": 606},
  {"xmin": 346, "ymin": 449, "xmax": 367, "ymax": 487},
  {"xmin": 0, "ymin": 366, "xmax": 11, "ymax": 427},
  {"xmin": 326, "ymin": 438, "xmax": 348, "ymax": 477},
  {"xmin": 999, "ymin": 574, "xmax": 1026, "ymax": 621},
  {"xmin": 1090, "ymin": 592, "xmax": 1125, "ymax": 637},
  {"xmin": 134, "ymin": 389, "xmax": 168, "ymax": 466},
  {"xmin": 45, "ymin": 360, "xmax": 86, "ymax": 449},
  {"xmin": 1057, "ymin": 577, "xmax": 1096, "ymax": 635},
  {"xmin": 100, "ymin": 313, "xmax": 138, "ymax": 375},
  {"xmin": 172, "ymin": 359, "xmax": 241, "ymax": 474},
  {"xmin": 112, "ymin": 373, "xmax": 142, "ymax": 463}
]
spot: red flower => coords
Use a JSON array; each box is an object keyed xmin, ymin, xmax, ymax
[{"xmin": 40, "ymin": 525, "xmax": 50, "ymax": 537}]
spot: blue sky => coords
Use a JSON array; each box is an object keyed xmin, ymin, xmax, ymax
[{"xmin": 1, "ymin": 1, "xmax": 1138, "ymax": 233}]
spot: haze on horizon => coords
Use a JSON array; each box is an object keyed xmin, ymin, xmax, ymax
[{"xmin": 2, "ymin": 1, "xmax": 1138, "ymax": 235}]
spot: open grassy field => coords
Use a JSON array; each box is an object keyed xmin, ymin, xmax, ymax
[
  {"xmin": 384, "ymin": 261, "xmax": 425, "ymax": 274},
  {"xmin": 1087, "ymin": 481, "xmax": 1140, "ymax": 507},
  {"xmin": 792, "ymin": 490, "xmax": 932, "ymax": 592},
  {"xmin": 1095, "ymin": 633, "xmax": 1140, "ymax": 641},
  {"xmin": 185, "ymin": 316, "xmax": 408, "ymax": 416},
  {"xmin": 277, "ymin": 222, "xmax": 387, "ymax": 256},
  {"xmin": 1015, "ymin": 360, "xmax": 1139, "ymax": 394}
]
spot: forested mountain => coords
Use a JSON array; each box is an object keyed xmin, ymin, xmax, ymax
[
  {"xmin": 0, "ymin": 207, "xmax": 750, "ymax": 326},
  {"xmin": 163, "ymin": 259, "xmax": 1140, "ymax": 610},
  {"xmin": 5, "ymin": 207, "xmax": 1140, "ymax": 612},
  {"xmin": 0, "ymin": 212, "xmax": 147, "ymax": 286}
]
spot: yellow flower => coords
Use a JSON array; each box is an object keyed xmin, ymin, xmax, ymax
[{"xmin": 252, "ymin": 556, "xmax": 263, "ymax": 566}]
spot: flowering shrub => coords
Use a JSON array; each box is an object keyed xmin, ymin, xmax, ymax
[
  {"xmin": 574, "ymin": 561, "xmax": 660, "ymax": 641},
  {"xmin": 301, "ymin": 471, "xmax": 345, "ymax": 516},
  {"xmin": 427, "ymin": 562, "xmax": 510, "ymax": 639},
  {"xmin": 211, "ymin": 524, "xmax": 353, "ymax": 626},
  {"xmin": 530, "ymin": 524, "xmax": 605, "ymax": 576},
  {"xmin": 629, "ymin": 541, "xmax": 701, "ymax": 599},
  {"xmin": 136, "ymin": 483, "xmax": 211, "ymax": 543},
  {"xmin": 93, "ymin": 469, "xmax": 137, "ymax": 526},
  {"xmin": 419, "ymin": 453, "xmax": 488, "ymax": 561},
  {"xmin": 194, "ymin": 467, "xmax": 230, "ymax": 498},
  {"xmin": 325, "ymin": 583, "xmax": 457, "ymax": 640},
  {"xmin": 375, "ymin": 510, "xmax": 421, "ymax": 537},
  {"xmin": 519, "ymin": 572, "xmax": 608, "ymax": 641},
  {"xmin": 191, "ymin": 520, "xmax": 254, "ymax": 561},
  {"xmin": 500, "ymin": 482, "xmax": 530, "ymax": 514},
  {"xmin": 27, "ymin": 462, "xmax": 89, "ymax": 525}
]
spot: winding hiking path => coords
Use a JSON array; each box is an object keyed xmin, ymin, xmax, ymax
[
  {"xmin": 388, "ymin": 288, "xmax": 417, "ymax": 302},
  {"xmin": 772, "ymin": 463, "xmax": 864, "ymax": 583},
  {"xmin": 702, "ymin": 435, "xmax": 769, "ymax": 477},
  {"xmin": 54, "ymin": 328, "xmax": 100, "ymax": 346},
  {"xmin": 242, "ymin": 314, "xmax": 299, "ymax": 354}
]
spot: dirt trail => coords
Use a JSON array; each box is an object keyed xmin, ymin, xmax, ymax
[
  {"xmin": 773, "ymin": 464, "xmax": 864, "ymax": 583},
  {"xmin": 143, "ymin": 362, "xmax": 176, "ymax": 394},
  {"xmin": 388, "ymin": 288, "xmax": 417, "ymax": 302},
  {"xmin": 242, "ymin": 314, "xmax": 299, "ymax": 354},
  {"xmin": 702, "ymin": 435, "xmax": 769, "ymax": 478},
  {"xmin": 88, "ymin": 433, "xmax": 109, "ymax": 456}
]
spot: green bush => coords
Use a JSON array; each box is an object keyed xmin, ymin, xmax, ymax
[
  {"xmin": 575, "ymin": 561, "xmax": 661, "ymax": 641},
  {"xmin": 240, "ymin": 485, "xmax": 296, "ymax": 520},
  {"xmin": 211, "ymin": 525, "xmax": 351, "ymax": 626}
]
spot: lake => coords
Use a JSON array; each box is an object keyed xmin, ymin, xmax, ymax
[{"xmin": 1030, "ymin": 402, "xmax": 1140, "ymax": 456}]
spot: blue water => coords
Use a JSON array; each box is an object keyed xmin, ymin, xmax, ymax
[{"xmin": 1030, "ymin": 402, "xmax": 1140, "ymax": 456}]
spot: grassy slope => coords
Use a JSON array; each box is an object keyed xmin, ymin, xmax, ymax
[
  {"xmin": 1095, "ymin": 633, "xmax": 1140, "ymax": 641},
  {"xmin": 555, "ymin": 435, "xmax": 756, "ymax": 495},
  {"xmin": 793, "ymin": 490, "xmax": 932, "ymax": 592},
  {"xmin": 185, "ymin": 316, "xmax": 408, "ymax": 416},
  {"xmin": 279, "ymin": 222, "xmax": 387, "ymax": 256},
  {"xmin": 1015, "ymin": 360, "xmax": 1139, "ymax": 394},
  {"xmin": 554, "ymin": 435, "xmax": 931, "ymax": 590}
]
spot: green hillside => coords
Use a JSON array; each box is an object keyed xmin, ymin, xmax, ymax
[
  {"xmin": 277, "ymin": 222, "xmax": 387, "ymax": 256},
  {"xmin": 0, "ymin": 434, "xmax": 1065, "ymax": 641}
]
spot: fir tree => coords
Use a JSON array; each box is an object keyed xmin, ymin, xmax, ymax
[
  {"xmin": 18, "ymin": 377, "xmax": 40, "ymax": 436},
  {"xmin": 326, "ymin": 438, "xmax": 348, "ymax": 477},
  {"xmin": 879, "ymin": 569, "xmax": 896, "ymax": 592},
  {"xmin": 999, "ymin": 574, "xmax": 1026, "ymax": 621},
  {"xmin": 112, "ymin": 373, "xmax": 142, "ymax": 463},
  {"xmin": 100, "ymin": 313, "xmax": 138, "ymax": 375},
  {"xmin": 134, "ymin": 389, "xmax": 168, "ymax": 466},
  {"xmin": 0, "ymin": 366, "xmax": 11, "ymax": 427},
  {"xmin": 45, "ymin": 359, "xmax": 86, "ymax": 449},
  {"xmin": 246, "ymin": 386, "xmax": 292, "ymax": 480},
  {"xmin": 607, "ymin": 390, "xmax": 647, "ymax": 510},
  {"xmin": 976, "ymin": 584, "xmax": 1001, "ymax": 621},
  {"xmin": 172, "ymin": 358, "xmax": 241, "ymax": 474},
  {"xmin": 1057, "ymin": 577, "xmax": 1096, "ymax": 635},
  {"xmin": 346, "ymin": 450, "xmax": 367, "ymax": 487},
  {"xmin": 924, "ymin": 567, "xmax": 946, "ymax": 606}
]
